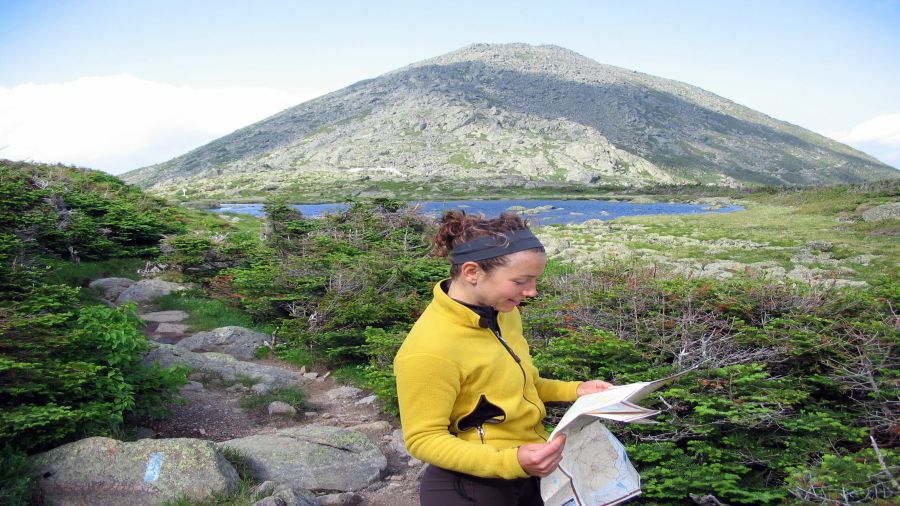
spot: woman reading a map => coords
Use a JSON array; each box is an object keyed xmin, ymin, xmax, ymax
[{"xmin": 394, "ymin": 211, "xmax": 613, "ymax": 505}]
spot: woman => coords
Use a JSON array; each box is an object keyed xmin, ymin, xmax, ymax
[{"xmin": 394, "ymin": 211, "xmax": 613, "ymax": 505}]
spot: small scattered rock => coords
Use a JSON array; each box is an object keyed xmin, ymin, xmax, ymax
[
  {"xmin": 316, "ymin": 491, "xmax": 364, "ymax": 505},
  {"xmin": 804, "ymin": 241, "xmax": 834, "ymax": 252},
  {"xmin": 251, "ymin": 480, "xmax": 278, "ymax": 498},
  {"xmin": 268, "ymin": 401, "xmax": 298, "ymax": 417},
  {"xmin": 252, "ymin": 383, "xmax": 272, "ymax": 394},
  {"xmin": 354, "ymin": 395, "xmax": 377, "ymax": 406},
  {"xmin": 325, "ymin": 386, "xmax": 362, "ymax": 401}
]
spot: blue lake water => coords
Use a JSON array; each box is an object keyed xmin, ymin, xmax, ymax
[{"xmin": 210, "ymin": 199, "xmax": 743, "ymax": 225}]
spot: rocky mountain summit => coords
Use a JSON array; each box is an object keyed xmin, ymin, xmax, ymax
[{"xmin": 123, "ymin": 43, "xmax": 898, "ymax": 199}]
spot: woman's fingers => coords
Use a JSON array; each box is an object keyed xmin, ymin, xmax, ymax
[
  {"xmin": 517, "ymin": 435, "xmax": 566, "ymax": 476},
  {"xmin": 576, "ymin": 379, "xmax": 616, "ymax": 396}
]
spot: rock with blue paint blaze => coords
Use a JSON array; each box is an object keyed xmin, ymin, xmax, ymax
[
  {"xmin": 219, "ymin": 425, "xmax": 387, "ymax": 492},
  {"xmin": 29, "ymin": 437, "xmax": 240, "ymax": 505}
]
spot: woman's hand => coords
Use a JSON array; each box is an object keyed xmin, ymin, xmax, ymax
[
  {"xmin": 517, "ymin": 435, "xmax": 566, "ymax": 477},
  {"xmin": 576, "ymin": 380, "xmax": 615, "ymax": 397}
]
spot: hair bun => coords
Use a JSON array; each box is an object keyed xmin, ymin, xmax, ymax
[{"xmin": 432, "ymin": 210, "xmax": 528, "ymax": 258}]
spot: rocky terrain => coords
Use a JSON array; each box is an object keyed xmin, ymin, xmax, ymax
[
  {"xmin": 29, "ymin": 278, "xmax": 422, "ymax": 506},
  {"xmin": 122, "ymin": 43, "xmax": 898, "ymax": 201}
]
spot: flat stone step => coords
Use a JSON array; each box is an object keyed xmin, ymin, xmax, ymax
[
  {"xmin": 156, "ymin": 323, "xmax": 190, "ymax": 333},
  {"xmin": 140, "ymin": 311, "xmax": 189, "ymax": 323}
]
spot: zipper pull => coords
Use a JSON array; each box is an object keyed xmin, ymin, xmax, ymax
[{"xmin": 477, "ymin": 425, "xmax": 485, "ymax": 444}]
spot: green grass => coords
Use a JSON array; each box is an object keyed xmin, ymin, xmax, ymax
[
  {"xmin": 45, "ymin": 257, "xmax": 146, "ymax": 286},
  {"xmin": 237, "ymin": 386, "xmax": 307, "ymax": 415},
  {"xmin": 331, "ymin": 364, "xmax": 367, "ymax": 385},
  {"xmin": 44, "ymin": 257, "xmax": 148, "ymax": 305},
  {"xmin": 154, "ymin": 292, "xmax": 273, "ymax": 333},
  {"xmin": 448, "ymin": 152, "xmax": 483, "ymax": 169},
  {"xmin": 274, "ymin": 347, "xmax": 316, "ymax": 368}
]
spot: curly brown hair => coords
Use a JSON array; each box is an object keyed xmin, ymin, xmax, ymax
[{"xmin": 433, "ymin": 210, "xmax": 543, "ymax": 276}]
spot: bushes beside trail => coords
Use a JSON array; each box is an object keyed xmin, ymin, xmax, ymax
[
  {"xmin": 0, "ymin": 161, "xmax": 189, "ymax": 501},
  {"xmin": 526, "ymin": 265, "xmax": 897, "ymax": 504}
]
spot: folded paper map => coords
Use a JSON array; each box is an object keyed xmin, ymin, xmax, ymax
[{"xmin": 541, "ymin": 368, "xmax": 694, "ymax": 506}]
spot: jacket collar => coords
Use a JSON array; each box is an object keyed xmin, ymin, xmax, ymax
[{"xmin": 432, "ymin": 279, "xmax": 499, "ymax": 331}]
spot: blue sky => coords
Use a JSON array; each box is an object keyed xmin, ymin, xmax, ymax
[{"xmin": 1, "ymin": 0, "xmax": 898, "ymax": 173}]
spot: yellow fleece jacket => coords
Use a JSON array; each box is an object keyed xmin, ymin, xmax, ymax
[{"xmin": 394, "ymin": 280, "xmax": 580, "ymax": 479}]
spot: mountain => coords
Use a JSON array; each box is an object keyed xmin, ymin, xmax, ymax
[{"xmin": 122, "ymin": 43, "xmax": 898, "ymax": 199}]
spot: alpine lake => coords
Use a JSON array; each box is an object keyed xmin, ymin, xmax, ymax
[{"xmin": 208, "ymin": 199, "xmax": 744, "ymax": 225}]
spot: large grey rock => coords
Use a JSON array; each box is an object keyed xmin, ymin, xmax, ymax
[
  {"xmin": 116, "ymin": 279, "xmax": 186, "ymax": 305},
  {"xmin": 176, "ymin": 326, "xmax": 270, "ymax": 360},
  {"xmin": 143, "ymin": 343, "xmax": 309, "ymax": 389},
  {"xmin": 862, "ymin": 202, "xmax": 900, "ymax": 222},
  {"xmin": 30, "ymin": 437, "xmax": 239, "ymax": 506},
  {"xmin": 219, "ymin": 425, "xmax": 387, "ymax": 492},
  {"xmin": 88, "ymin": 277, "xmax": 135, "ymax": 301}
]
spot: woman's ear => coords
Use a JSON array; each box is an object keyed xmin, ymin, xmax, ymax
[{"xmin": 459, "ymin": 261, "xmax": 481, "ymax": 285}]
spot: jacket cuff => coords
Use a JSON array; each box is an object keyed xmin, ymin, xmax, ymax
[{"xmin": 501, "ymin": 447, "xmax": 530, "ymax": 479}]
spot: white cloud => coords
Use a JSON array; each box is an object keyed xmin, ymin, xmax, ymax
[
  {"xmin": 838, "ymin": 113, "xmax": 900, "ymax": 146},
  {"xmin": 830, "ymin": 113, "xmax": 900, "ymax": 169},
  {"xmin": 0, "ymin": 75, "xmax": 305, "ymax": 174}
]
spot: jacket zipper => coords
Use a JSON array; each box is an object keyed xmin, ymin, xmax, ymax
[
  {"xmin": 492, "ymin": 329, "xmax": 547, "ymax": 441},
  {"xmin": 476, "ymin": 425, "xmax": 485, "ymax": 444}
]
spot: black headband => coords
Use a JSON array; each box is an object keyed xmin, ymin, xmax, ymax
[{"xmin": 450, "ymin": 228, "xmax": 544, "ymax": 263}]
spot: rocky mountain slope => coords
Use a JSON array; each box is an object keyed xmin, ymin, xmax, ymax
[{"xmin": 123, "ymin": 43, "xmax": 898, "ymax": 199}]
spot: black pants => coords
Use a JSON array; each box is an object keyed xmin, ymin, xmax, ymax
[{"xmin": 419, "ymin": 464, "xmax": 543, "ymax": 506}]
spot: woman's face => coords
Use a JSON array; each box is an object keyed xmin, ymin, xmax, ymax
[{"xmin": 475, "ymin": 250, "xmax": 547, "ymax": 312}]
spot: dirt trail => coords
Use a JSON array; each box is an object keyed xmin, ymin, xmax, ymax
[{"xmin": 136, "ymin": 311, "xmax": 421, "ymax": 506}]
